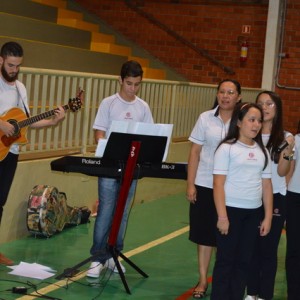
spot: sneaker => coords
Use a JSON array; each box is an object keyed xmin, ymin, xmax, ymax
[
  {"xmin": 245, "ymin": 296, "xmax": 257, "ymax": 300},
  {"xmin": 86, "ymin": 262, "xmax": 104, "ymax": 278},
  {"xmin": 105, "ymin": 257, "xmax": 126, "ymax": 273}
]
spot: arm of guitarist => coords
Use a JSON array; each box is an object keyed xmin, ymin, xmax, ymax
[{"xmin": 30, "ymin": 106, "xmax": 65, "ymax": 129}]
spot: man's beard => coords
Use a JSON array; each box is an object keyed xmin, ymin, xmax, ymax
[{"xmin": 1, "ymin": 65, "xmax": 18, "ymax": 83}]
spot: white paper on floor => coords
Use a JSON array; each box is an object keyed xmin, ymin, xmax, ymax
[{"xmin": 7, "ymin": 261, "xmax": 56, "ymax": 280}]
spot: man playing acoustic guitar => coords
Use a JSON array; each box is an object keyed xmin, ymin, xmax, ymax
[{"xmin": 0, "ymin": 41, "xmax": 66, "ymax": 265}]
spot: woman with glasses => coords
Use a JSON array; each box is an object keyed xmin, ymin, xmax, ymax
[
  {"xmin": 186, "ymin": 79, "xmax": 241, "ymax": 298},
  {"xmin": 245, "ymin": 91, "xmax": 295, "ymax": 300}
]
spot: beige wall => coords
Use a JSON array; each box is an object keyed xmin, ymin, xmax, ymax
[{"xmin": 0, "ymin": 141, "xmax": 191, "ymax": 244}]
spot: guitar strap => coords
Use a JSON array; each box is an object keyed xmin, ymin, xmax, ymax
[{"xmin": 15, "ymin": 81, "xmax": 30, "ymax": 118}]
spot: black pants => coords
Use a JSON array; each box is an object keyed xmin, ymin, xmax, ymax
[
  {"xmin": 210, "ymin": 206, "xmax": 261, "ymax": 300},
  {"xmin": 246, "ymin": 193, "xmax": 286, "ymax": 300},
  {"xmin": 286, "ymin": 191, "xmax": 300, "ymax": 300},
  {"xmin": 0, "ymin": 152, "xmax": 18, "ymax": 223}
]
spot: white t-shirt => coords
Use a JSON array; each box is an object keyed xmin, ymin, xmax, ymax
[
  {"xmin": 93, "ymin": 93, "xmax": 154, "ymax": 136},
  {"xmin": 288, "ymin": 134, "xmax": 300, "ymax": 193},
  {"xmin": 189, "ymin": 106, "xmax": 230, "ymax": 188},
  {"xmin": 213, "ymin": 141, "xmax": 272, "ymax": 209},
  {"xmin": 262, "ymin": 131, "xmax": 293, "ymax": 195},
  {"xmin": 0, "ymin": 77, "xmax": 29, "ymax": 154}
]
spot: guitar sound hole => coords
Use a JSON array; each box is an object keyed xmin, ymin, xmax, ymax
[{"xmin": 8, "ymin": 119, "xmax": 20, "ymax": 136}]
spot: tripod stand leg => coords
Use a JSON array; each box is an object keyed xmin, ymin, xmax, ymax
[
  {"xmin": 119, "ymin": 252, "xmax": 148, "ymax": 278},
  {"xmin": 110, "ymin": 249, "xmax": 131, "ymax": 294}
]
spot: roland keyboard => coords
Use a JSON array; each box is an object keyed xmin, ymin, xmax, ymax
[{"xmin": 50, "ymin": 156, "xmax": 187, "ymax": 180}]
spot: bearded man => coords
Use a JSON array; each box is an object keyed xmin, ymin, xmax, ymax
[{"xmin": 0, "ymin": 42, "xmax": 66, "ymax": 265}]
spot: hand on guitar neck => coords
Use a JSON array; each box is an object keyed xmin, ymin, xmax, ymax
[{"xmin": 0, "ymin": 88, "xmax": 83, "ymax": 161}]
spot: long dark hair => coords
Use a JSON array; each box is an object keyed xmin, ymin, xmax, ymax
[
  {"xmin": 217, "ymin": 102, "xmax": 268, "ymax": 170},
  {"xmin": 256, "ymin": 90, "xmax": 284, "ymax": 163},
  {"xmin": 211, "ymin": 78, "xmax": 242, "ymax": 109}
]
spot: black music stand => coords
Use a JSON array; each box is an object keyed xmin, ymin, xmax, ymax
[
  {"xmin": 56, "ymin": 132, "xmax": 167, "ymax": 294},
  {"xmin": 102, "ymin": 132, "xmax": 167, "ymax": 164}
]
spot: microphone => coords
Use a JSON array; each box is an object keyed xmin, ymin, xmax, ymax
[{"xmin": 276, "ymin": 141, "xmax": 289, "ymax": 153}]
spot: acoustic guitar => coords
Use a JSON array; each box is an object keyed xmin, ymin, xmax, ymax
[{"xmin": 0, "ymin": 90, "xmax": 83, "ymax": 161}]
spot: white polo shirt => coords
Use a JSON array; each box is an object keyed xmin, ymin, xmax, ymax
[{"xmin": 189, "ymin": 106, "xmax": 230, "ymax": 188}]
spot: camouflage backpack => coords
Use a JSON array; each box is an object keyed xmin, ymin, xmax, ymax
[{"xmin": 27, "ymin": 185, "xmax": 81, "ymax": 237}]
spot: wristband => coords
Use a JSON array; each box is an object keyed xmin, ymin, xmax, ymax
[
  {"xmin": 218, "ymin": 216, "xmax": 228, "ymax": 221},
  {"xmin": 283, "ymin": 152, "xmax": 294, "ymax": 161}
]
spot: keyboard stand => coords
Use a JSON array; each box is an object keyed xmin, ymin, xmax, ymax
[
  {"xmin": 106, "ymin": 140, "xmax": 148, "ymax": 294},
  {"xmin": 56, "ymin": 141, "xmax": 148, "ymax": 294}
]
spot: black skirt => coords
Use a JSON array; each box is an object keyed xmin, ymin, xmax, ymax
[{"xmin": 189, "ymin": 185, "xmax": 217, "ymax": 246}]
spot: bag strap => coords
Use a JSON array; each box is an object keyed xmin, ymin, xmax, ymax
[{"xmin": 15, "ymin": 81, "xmax": 30, "ymax": 118}]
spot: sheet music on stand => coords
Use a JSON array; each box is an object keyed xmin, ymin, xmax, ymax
[{"xmin": 95, "ymin": 121, "xmax": 173, "ymax": 162}]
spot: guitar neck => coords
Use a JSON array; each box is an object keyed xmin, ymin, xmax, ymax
[{"xmin": 18, "ymin": 104, "xmax": 69, "ymax": 128}]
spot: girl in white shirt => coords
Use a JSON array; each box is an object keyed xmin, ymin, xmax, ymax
[
  {"xmin": 246, "ymin": 91, "xmax": 294, "ymax": 300},
  {"xmin": 210, "ymin": 102, "xmax": 273, "ymax": 300}
]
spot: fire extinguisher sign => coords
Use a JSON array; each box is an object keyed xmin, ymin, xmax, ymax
[{"xmin": 242, "ymin": 25, "xmax": 251, "ymax": 34}]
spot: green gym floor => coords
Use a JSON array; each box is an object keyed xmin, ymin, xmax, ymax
[{"xmin": 0, "ymin": 193, "xmax": 287, "ymax": 300}]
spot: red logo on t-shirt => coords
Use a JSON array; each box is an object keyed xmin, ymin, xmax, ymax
[
  {"xmin": 249, "ymin": 152, "xmax": 255, "ymax": 159},
  {"xmin": 125, "ymin": 112, "xmax": 132, "ymax": 119}
]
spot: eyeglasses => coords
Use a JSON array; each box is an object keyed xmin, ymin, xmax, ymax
[
  {"xmin": 257, "ymin": 102, "xmax": 275, "ymax": 109},
  {"xmin": 218, "ymin": 90, "xmax": 237, "ymax": 96}
]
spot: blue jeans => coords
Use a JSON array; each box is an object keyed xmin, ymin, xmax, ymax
[{"xmin": 90, "ymin": 177, "xmax": 137, "ymax": 263}]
